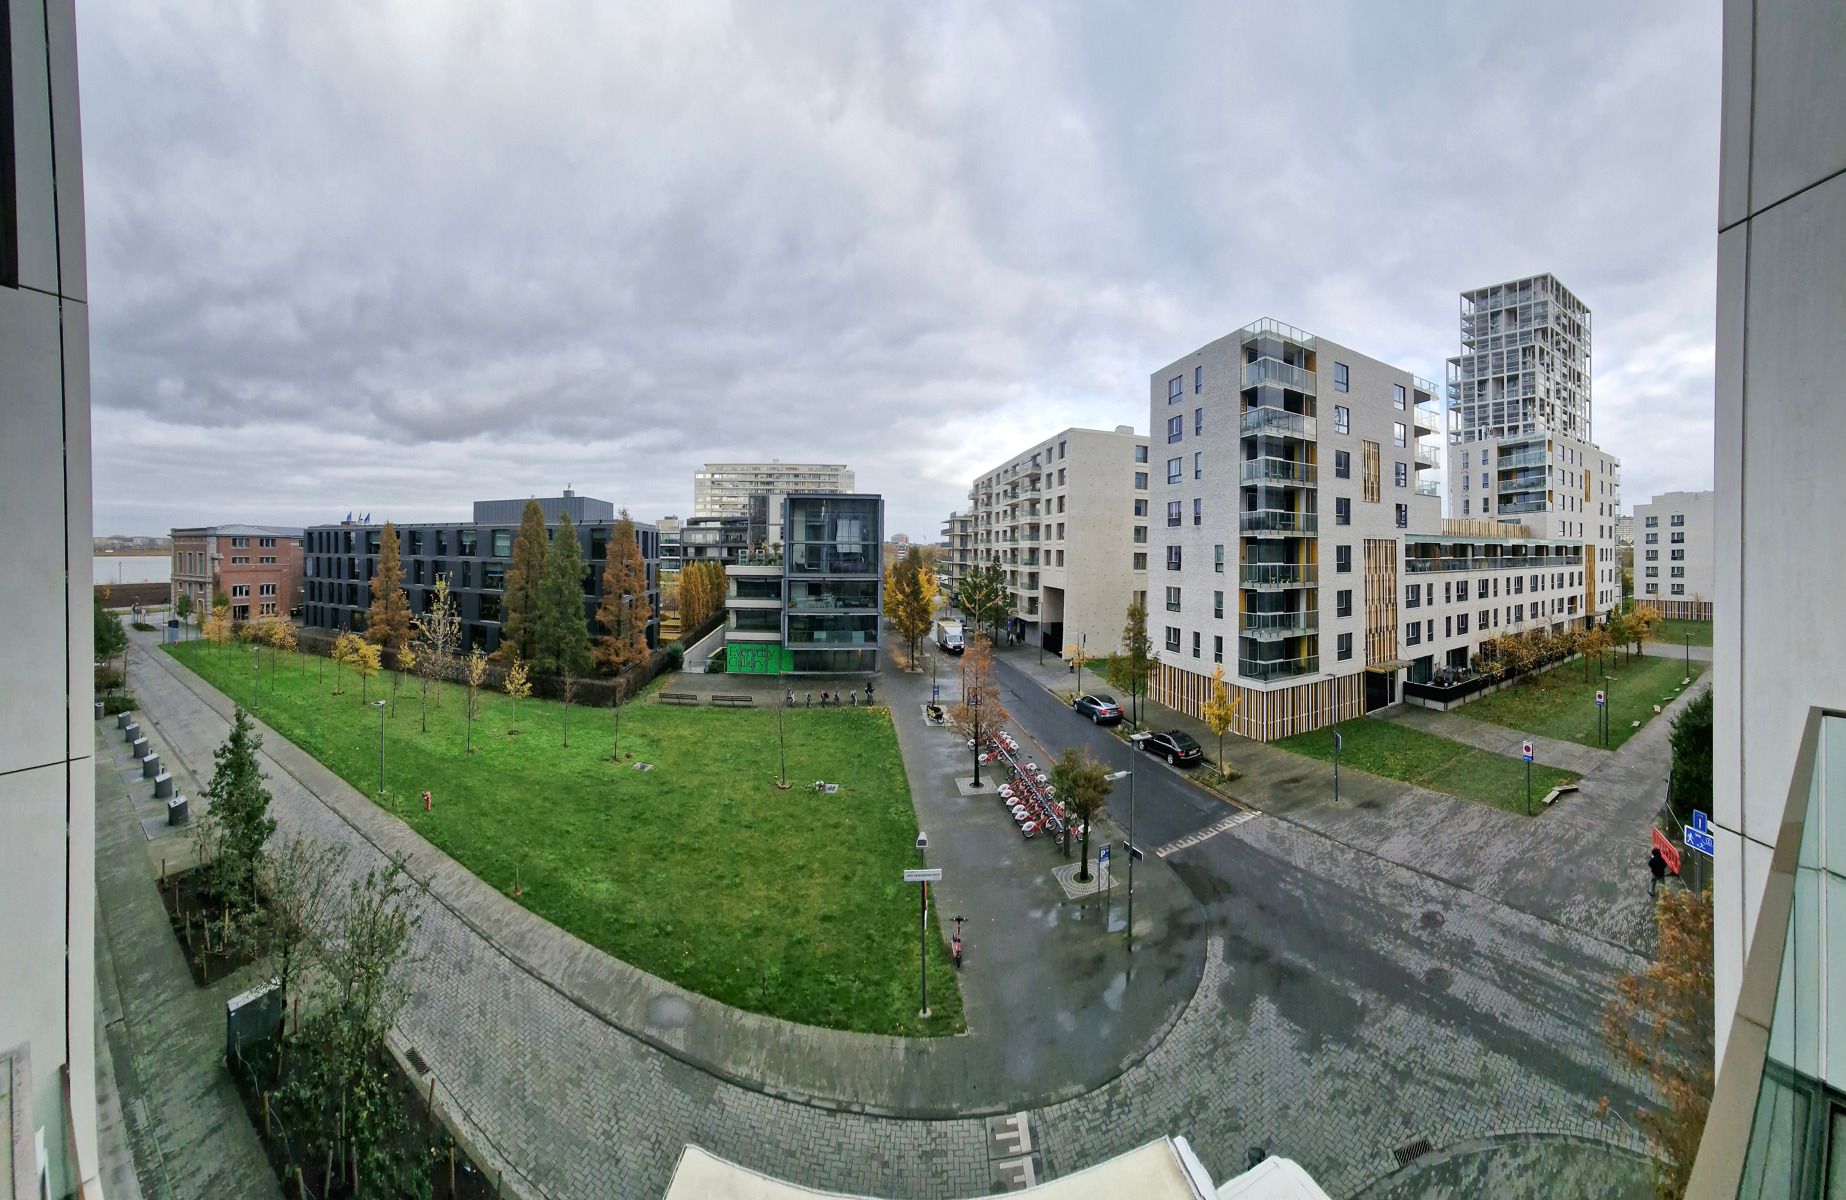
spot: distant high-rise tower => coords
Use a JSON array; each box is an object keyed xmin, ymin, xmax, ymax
[{"xmin": 1444, "ymin": 273, "xmax": 1622, "ymax": 614}]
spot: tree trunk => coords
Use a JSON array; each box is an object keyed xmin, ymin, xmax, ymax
[{"xmin": 1078, "ymin": 818, "xmax": 1091, "ymax": 882}]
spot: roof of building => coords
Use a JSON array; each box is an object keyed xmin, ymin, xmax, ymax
[{"xmin": 171, "ymin": 524, "xmax": 304, "ymax": 538}]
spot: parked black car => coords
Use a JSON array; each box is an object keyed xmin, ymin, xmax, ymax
[
  {"xmin": 1072, "ymin": 693, "xmax": 1124, "ymax": 725},
  {"xmin": 1140, "ymin": 729, "xmax": 1203, "ymax": 766}
]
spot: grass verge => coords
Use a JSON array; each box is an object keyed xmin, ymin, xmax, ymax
[
  {"xmin": 1461, "ymin": 653, "xmax": 1703, "ymax": 750},
  {"xmin": 1275, "ymin": 718, "xmax": 1577, "ymax": 815}
]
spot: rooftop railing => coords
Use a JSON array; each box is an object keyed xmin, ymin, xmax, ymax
[{"xmin": 1241, "ymin": 317, "xmax": 1317, "ymax": 348}]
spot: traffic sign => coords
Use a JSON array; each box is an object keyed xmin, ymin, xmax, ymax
[
  {"xmin": 1124, "ymin": 842, "xmax": 1144, "ymax": 861},
  {"xmin": 903, "ymin": 868, "xmax": 943, "ymax": 883},
  {"xmin": 1522, "ymin": 740, "xmax": 1534, "ymax": 763},
  {"xmin": 1098, "ymin": 846, "xmax": 1111, "ymax": 870},
  {"xmin": 1332, "ymin": 731, "xmax": 1344, "ymax": 752},
  {"xmin": 932, "ymin": 684, "xmax": 941, "ymax": 702},
  {"xmin": 1595, "ymin": 690, "xmax": 1606, "ymax": 707},
  {"xmin": 1685, "ymin": 810, "xmax": 1716, "ymax": 857}
]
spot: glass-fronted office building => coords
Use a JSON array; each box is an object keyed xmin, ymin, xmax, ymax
[{"xmin": 724, "ymin": 493, "xmax": 883, "ymax": 675}]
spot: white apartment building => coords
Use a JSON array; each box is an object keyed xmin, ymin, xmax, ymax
[
  {"xmin": 966, "ymin": 426, "xmax": 1148, "ymax": 656},
  {"xmin": 1147, "ymin": 321, "xmax": 1445, "ymax": 738},
  {"xmin": 938, "ymin": 510, "xmax": 974, "ymax": 596},
  {"xmin": 692, "ymin": 462, "xmax": 854, "ymax": 518},
  {"xmin": 1690, "ymin": 2, "xmax": 1846, "ymax": 1190},
  {"xmin": 1445, "ymin": 274, "xmax": 1623, "ymax": 615},
  {"xmin": 1, "ymin": 1, "xmax": 103, "ymax": 1194},
  {"xmin": 1631, "ymin": 490, "xmax": 1713, "ymax": 620}
]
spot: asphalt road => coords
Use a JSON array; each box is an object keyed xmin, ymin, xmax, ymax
[{"xmin": 991, "ymin": 655, "xmax": 1232, "ymax": 852}]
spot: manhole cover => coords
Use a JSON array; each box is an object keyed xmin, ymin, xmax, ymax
[
  {"xmin": 1422, "ymin": 967, "xmax": 1453, "ymax": 992},
  {"xmin": 405, "ymin": 1047, "xmax": 430, "ymax": 1075}
]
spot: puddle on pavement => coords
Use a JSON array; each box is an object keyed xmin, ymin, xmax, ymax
[{"xmin": 1101, "ymin": 973, "xmax": 1127, "ymax": 1012}]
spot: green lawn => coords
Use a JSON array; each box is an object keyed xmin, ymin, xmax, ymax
[
  {"xmin": 1275, "ymin": 718, "xmax": 1575, "ymax": 816},
  {"xmin": 1649, "ymin": 618, "xmax": 1713, "ymax": 648},
  {"xmin": 164, "ymin": 641, "xmax": 962, "ymax": 1036},
  {"xmin": 1462, "ymin": 653, "xmax": 1704, "ymax": 750}
]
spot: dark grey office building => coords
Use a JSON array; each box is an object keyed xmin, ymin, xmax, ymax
[{"xmin": 302, "ymin": 491, "xmax": 659, "ymax": 654}]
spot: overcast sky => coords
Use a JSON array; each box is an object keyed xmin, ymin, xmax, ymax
[{"xmin": 80, "ymin": 1, "xmax": 1720, "ymax": 540}]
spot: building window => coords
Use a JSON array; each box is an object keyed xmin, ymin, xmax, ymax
[
  {"xmin": 1335, "ymin": 589, "xmax": 1351, "ymax": 617},
  {"xmin": 1135, "ymin": 445, "xmax": 1149, "ymax": 463},
  {"xmin": 1334, "ymin": 405, "xmax": 1350, "ymax": 434},
  {"xmin": 1395, "ymin": 504, "xmax": 1408, "ymax": 528},
  {"xmin": 259, "ymin": 555, "xmax": 276, "ymax": 565},
  {"xmin": 1646, "ymin": 566, "xmax": 1659, "ymax": 577},
  {"xmin": 1135, "ymin": 472, "xmax": 1148, "ymax": 490},
  {"xmin": 232, "ymin": 536, "xmax": 249, "ymax": 548},
  {"xmin": 1058, "ymin": 468, "xmax": 1066, "ymax": 486},
  {"xmin": 1392, "ymin": 422, "xmax": 1407, "ymax": 448},
  {"xmin": 231, "ymin": 584, "xmax": 251, "ymax": 598},
  {"xmin": 1477, "ymin": 579, "xmax": 1489, "ymax": 599},
  {"xmin": 1165, "ymin": 626, "xmax": 1181, "ymax": 651},
  {"xmin": 1192, "ymin": 631, "xmax": 1201, "ymax": 659},
  {"xmin": 259, "ymin": 583, "xmax": 276, "ymax": 596},
  {"xmin": 1645, "ymin": 515, "xmax": 1658, "ymax": 527},
  {"xmin": 1458, "ymin": 613, "xmax": 1470, "ymax": 634},
  {"xmin": 1212, "ymin": 589, "xmax": 1224, "ymax": 618},
  {"xmin": 1193, "ymin": 498, "xmax": 1203, "ymax": 526},
  {"xmin": 1194, "ymin": 407, "xmax": 1203, "ymax": 435},
  {"xmin": 1213, "ymin": 635, "xmax": 1223, "ymax": 663},
  {"xmin": 1194, "ymin": 365, "xmax": 1202, "ymax": 392},
  {"xmin": 1134, "ymin": 498, "xmax": 1148, "ymax": 517},
  {"xmin": 1168, "ymin": 376, "xmax": 1183, "ymax": 404},
  {"xmin": 1167, "ymin": 501, "xmax": 1182, "ymax": 527},
  {"xmin": 1671, "ymin": 583, "xmax": 1685, "ymax": 595},
  {"xmin": 1463, "ymin": 499, "xmax": 1471, "ymax": 515},
  {"xmin": 1330, "ymin": 450, "xmax": 1348, "ymax": 479},
  {"xmin": 1646, "ymin": 549, "xmax": 1659, "ymax": 561},
  {"xmin": 1166, "ymin": 545, "xmax": 1182, "ymax": 571},
  {"xmin": 1133, "ymin": 552, "xmax": 1148, "ymax": 570},
  {"xmin": 1393, "ymin": 383, "xmax": 1406, "ymax": 410},
  {"xmin": 1214, "ymin": 544, "xmax": 1225, "ymax": 573},
  {"xmin": 1335, "ymin": 545, "xmax": 1351, "ymax": 573},
  {"xmin": 1337, "ymin": 632, "xmax": 1353, "ymax": 661},
  {"xmin": 1671, "ymin": 566, "xmax": 1686, "ymax": 578},
  {"xmin": 1166, "ymin": 586, "xmax": 1182, "ymax": 612},
  {"xmin": 1193, "ymin": 451, "xmax": 1202, "ymax": 480},
  {"xmin": 1335, "ymin": 497, "xmax": 1351, "ymax": 526},
  {"xmin": 1406, "ymin": 623, "xmax": 1421, "ymax": 646},
  {"xmin": 1405, "ymin": 584, "xmax": 1420, "ymax": 609},
  {"xmin": 1167, "ymin": 415, "xmax": 1183, "ymax": 443},
  {"xmin": 231, "ymin": 556, "xmax": 249, "ymax": 565},
  {"xmin": 1333, "ymin": 362, "xmax": 1349, "ymax": 392},
  {"xmin": 1670, "ymin": 531, "xmax": 1685, "ymax": 544},
  {"xmin": 1670, "ymin": 514, "xmax": 1685, "ymax": 526},
  {"xmin": 1058, "ymin": 439, "xmax": 1067, "ymax": 459},
  {"xmin": 1167, "ymin": 457, "xmax": 1182, "ymax": 484},
  {"xmin": 1671, "ymin": 549, "xmax": 1686, "ymax": 561},
  {"xmin": 1394, "ymin": 462, "xmax": 1408, "ymax": 488}
]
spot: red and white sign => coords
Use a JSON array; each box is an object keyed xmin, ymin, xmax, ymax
[
  {"xmin": 1521, "ymin": 740, "xmax": 1534, "ymax": 760},
  {"xmin": 1652, "ymin": 828, "xmax": 1681, "ymax": 875},
  {"xmin": 1595, "ymin": 690, "xmax": 1606, "ymax": 707}
]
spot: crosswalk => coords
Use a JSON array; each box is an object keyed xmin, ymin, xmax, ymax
[{"xmin": 1154, "ymin": 808, "xmax": 1260, "ymax": 858}]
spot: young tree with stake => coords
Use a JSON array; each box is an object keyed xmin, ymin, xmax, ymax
[
  {"xmin": 1201, "ymin": 664, "xmax": 1242, "ymax": 779},
  {"xmin": 1112, "ymin": 600, "xmax": 1155, "ymax": 728},
  {"xmin": 463, "ymin": 646, "xmax": 488, "ymax": 754},
  {"xmin": 502, "ymin": 654, "xmax": 531, "ymax": 733},
  {"xmin": 948, "ymin": 634, "xmax": 1009, "ymax": 788},
  {"xmin": 410, "ymin": 575, "xmax": 462, "ymax": 729}
]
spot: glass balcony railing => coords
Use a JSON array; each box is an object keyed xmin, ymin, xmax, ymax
[
  {"xmin": 1239, "ymin": 654, "xmax": 1320, "ymax": 682},
  {"xmin": 1497, "ymin": 449, "xmax": 1549, "ymax": 470},
  {"xmin": 1241, "ymin": 356, "xmax": 1317, "ymax": 394},
  {"xmin": 1240, "ymin": 510, "xmax": 1318, "ymax": 536},
  {"xmin": 1415, "ymin": 444, "xmax": 1441, "ymax": 468},
  {"xmin": 1402, "ymin": 552, "xmax": 1583, "ymax": 573},
  {"xmin": 1240, "ymin": 610, "xmax": 1319, "ymax": 639},
  {"xmin": 1241, "ymin": 317, "xmax": 1317, "ymax": 349},
  {"xmin": 1415, "ymin": 481, "xmax": 1442, "ymax": 497},
  {"xmin": 1240, "ymin": 456, "xmax": 1317, "ymax": 486},
  {"xmin": 1240, "ymin": 563, "xmax": 1318, "ymax": 589},
  {"xmin": 1241, "ymin": 407, "xmax": 1317, "ymax": 439}
]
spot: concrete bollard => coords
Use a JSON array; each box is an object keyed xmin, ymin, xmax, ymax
[
  {"xmin": 154, "ymin": 772, "xmax": 174, "ymax": 799},
  {"xmin": 116, "ymin": 712, "xmax": 133, "ymax": 730},
  {"xmin": 122, "ymin": 723, "xmax": 141, "ymax": 745},
  {"xmin": 131, "ymin": 738, "xmax": 149, "ymax": 761},
  {"xmin": 167, "ymin": 795, "xmax": 189, "ymax": 826},
  {"xmin": 142, "ymin": 754, "xmax": 162, "ymax": 779}
]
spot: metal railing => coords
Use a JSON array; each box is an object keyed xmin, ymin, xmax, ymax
[
  {"xmin": 1240, "ymin": 407, "xmax": 1317, "ymax": 439},
  {"xmin": 1240, "ymin": 510, "xmax": 1318, "ymax": 536},
  {"xmin": 1402, "ymin": 552, "xmax": 1584, "ymax": 573},
  {"xmin": 1241, "ymin": 317, "xmax": 1318, "ymax": 348},
  {"xmin": 1239, "ymin": 457, "xmax": 1317, "ymax": 486},
  {"xmin": 1415, "ymin": 444, "xmax": 1441, "ymax": 467},
  {"xmin": 1415, "ymin": 481, "xmax": 1442, "ymax": 497},
  {"xmin": 1238, "ymin": 654, "xmax": 1319, "ymax": 682},
  {"xmin": 1240, "ymin": 610, "xmax": 1319, "ymax": 638},
  {"xmin": 1240, "ymin": 563, "xmax": 1318, "ymax": 588}
]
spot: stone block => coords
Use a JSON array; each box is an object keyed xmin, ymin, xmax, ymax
[
  {"xmin": 130, "ymin": 737, "xmax": 148, "ymax": 760},
  {"xmin": 141, "ymin": 754, "xmax": 161, "ymax": 779},
  {"xmin": 166, "ymin": 795, "xmax": 189, "ymax": 826},
  {"xmin": 153, "ymin": 772, "xmax": 173, "ymax": 799},
  {"xmin": 116, "ymin": 711, "xmax": 132, "ymax": 729}
]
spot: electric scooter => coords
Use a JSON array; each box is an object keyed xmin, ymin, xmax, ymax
[{"xmin": 951, "ymin": 916, "xmax": 965, "ymax": 969}]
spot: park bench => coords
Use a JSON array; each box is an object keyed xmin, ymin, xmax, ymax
[
  {"xmin": 710, "ymin": 694, "xmax": 755, "ymax": 708},
  {"xmin": 657, "ymin": 692, "xmax": 700, "ymax": 706},
  {"xmin": 1542, "ymin": 783, "xmax": 1581, "ymax": 806}
]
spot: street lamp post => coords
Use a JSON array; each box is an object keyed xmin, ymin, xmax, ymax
[
  {"xmin": 916, "ymin": 832, "xmax": 930, "ymax": 1019},
  {"xmin": 373, "ymin": 699, "xmax": 387, "ymax": 796},
  {"xmin": 1105, "ymin": 767, "xmax": 1137, "ymax": 950}
]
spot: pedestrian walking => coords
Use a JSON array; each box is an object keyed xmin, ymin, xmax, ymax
[
  {"xmin": 1648, "ymin": 847, "xmax": 1667, "ymax": 895},
  {"xmin": 805, "ymin": 692, "xmax": 812, "ymax": 708},
  {"xmin": 866, "ymin": 679, "xmax": 875, "ymax": 704}
]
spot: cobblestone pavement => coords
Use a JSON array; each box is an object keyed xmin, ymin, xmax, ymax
[{"xmin": 122, "ymin": 634, "xmax": 1654, "ymax": 1198}]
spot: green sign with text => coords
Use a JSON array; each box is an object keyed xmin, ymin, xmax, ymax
[{"xmin": 726, "ymin": 643, "xmax": 794, "ymax": 674}]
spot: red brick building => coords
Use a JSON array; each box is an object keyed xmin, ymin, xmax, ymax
[{"xmin": 170, "ymin": 525, "xmax": 304, "ymax": 622}]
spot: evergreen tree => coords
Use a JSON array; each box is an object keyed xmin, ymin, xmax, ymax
[
  {"xmin": 363, "ymin": 521, "xmax": 413, "ymax": 660},
  {"xmin": 499, "ymin": 498, "xmax": 550, "ymax": 665},
  {"xmin": 594, "ymin": 509, "xmax": 653, "ymax": 676},
  {"xmin": 93, "ymin": 597, "xmax": 127, "ymax": 670},
  {"xmin": 535, "ymin": 513, "xmax": 591, "ymax": 678},
  {"xmin": 205, "ymin": 707, "xmax": 276, "ymax": 917}
]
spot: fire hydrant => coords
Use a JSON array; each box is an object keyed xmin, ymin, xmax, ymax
[{"xmin": 423, "ymin": 789, "xmax": 432, "ymax": 812}]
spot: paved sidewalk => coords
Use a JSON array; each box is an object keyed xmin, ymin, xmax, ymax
[
  {"xmin": 91, "ymin": 727, "xmax": 280, "ymax": 1200},
  {"xmin": 118, "ymin": 627, "xmax": 1652, "ymax": 1198},
  {"xmin": 1375, "ymin": 706, "xmax": 1608, "ymax": 776},
  {"xmin": 996, "ymin": 646, "xmax": 1704, "ymax": 955}
]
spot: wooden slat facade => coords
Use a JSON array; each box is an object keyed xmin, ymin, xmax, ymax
[
  {"xmin": 1361, "ymin": 440, "xmax": 1381, "ymax": 504},
  {"xmin": 1362, "ymin": 539, "xmax": 1398, "ymax": 666},
  {"xmin": 1151, "ymin": 661, "xmax": 1364, "ymax": 743}
]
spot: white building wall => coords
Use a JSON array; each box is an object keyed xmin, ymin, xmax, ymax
[
  {"xmin": 1632, "ymin": 490, "xmax": 1715, "ymax": 618},
  {"xmin": 0, "ymin": 0, "xmax": 99, "ymax": 1193},
  {"xmin": 1712, "ymin": 0, "xmax": 1846, "ymax": 1076},
  {"xmin": 692, "ymin": 463, "xmax": 854, "ymax": 518}
]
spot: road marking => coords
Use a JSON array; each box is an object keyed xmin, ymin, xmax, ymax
[{"xmin": 1155, "ymin": 809, "xmax": 1259, "ymax": 858}]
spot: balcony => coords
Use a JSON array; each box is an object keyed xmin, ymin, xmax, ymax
[
  {"xmin": 1240, "ymin": 457, "xmax": 1317, "ymax": 487},
  {"xmin": 1241, "ymin": 317, "xmax": 1317, "ymax": 349},
  {"xmin": 1496, "ymin": 449, "xmax": 1548, "ymax": 470},
  {"xmin": 1240, "ymin": 407, "xmax": 1317, "ymax": 440},
  {"xmin": 1239, "ymin": 654, "xmax": 1320, "ymax": 682},
  {"xmin": 1497, "ymin": 499, "xmax": 1549, "ymax": 516},
  {"xmin": 1240, "ymin": 563, "xmax": 1318, "ymax": 589},
  {"xmin": 1240, "ymin": 610, "xmax": 1319, "ymax": 640},
  {"xmin": 1415, "ymin": 480, "xmax": 1441, "ymax": 497},
  {"xmin": 1241, "ymin": 357, "xmax": 1317, "ymax": 394},
  {"xmin": 1415, "ymin": 444, "xmax": 1441, "ymax": 468},
  {"xmin": 1240, "ymin": 510, "xmax": 1318, "ymax": 537}
]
